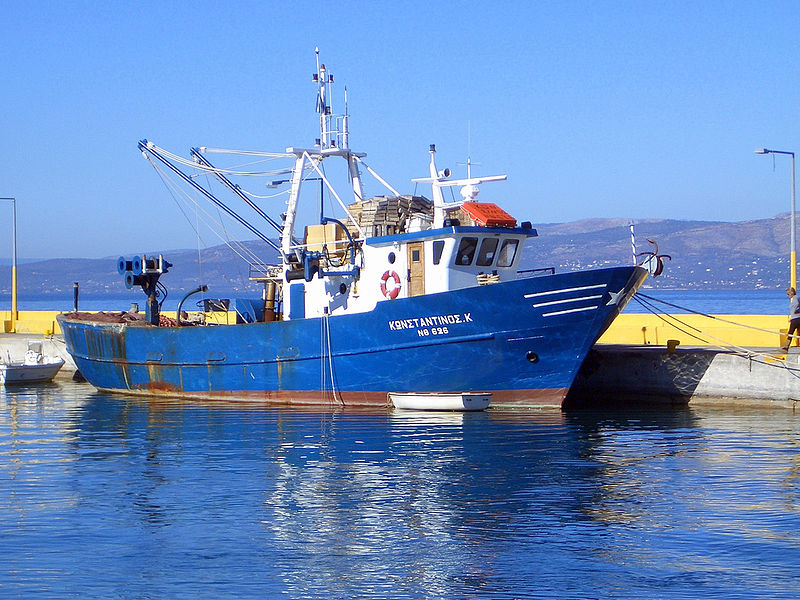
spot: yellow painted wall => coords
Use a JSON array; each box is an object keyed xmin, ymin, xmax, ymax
[
  {"xmin": 1, "ymin": 309, "xmax": 791, "ymax": 348},
  {"xmin": 0, "ymin": 310, "xmax": 231, "ymax": 334},
  {"xmin": 597, "ymin": 313, "xmax": 788, "ymax": 348},
  {"xmin": 2, "ymin": 311, "xmax": 63, "ymax": 334}
]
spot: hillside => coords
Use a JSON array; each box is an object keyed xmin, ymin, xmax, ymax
[
  {"xmin": 0, "ymin": 214, "xmax": 795, "ymax": 298},
  {"xmin": 530, "ymin": 215, "xmax": 791, "ymax": 289}
]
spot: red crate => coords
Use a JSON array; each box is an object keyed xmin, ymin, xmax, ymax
[{"xmin": 461, "ymin": 202, "xmax": 517, "ymax": 227}]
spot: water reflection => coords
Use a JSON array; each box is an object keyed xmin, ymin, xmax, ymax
[{"xmin": 1, "ymin": 387, "xmax": 799, "ymax": 598}]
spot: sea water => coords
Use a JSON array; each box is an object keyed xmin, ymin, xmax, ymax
[
  {"xmin": 626, "ymin": 289, "xmax": 788, "ymax": 315},
  {"xmin": 1, "ymin": 381, "xmax": 799, "ymax": 599}
]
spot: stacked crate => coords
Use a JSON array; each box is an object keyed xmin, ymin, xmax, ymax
[{"xmin": 346, "ymin": 195, "xmax": 433, "ymax": 238}]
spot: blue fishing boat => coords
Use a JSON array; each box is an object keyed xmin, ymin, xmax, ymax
[{"xmin": 58, "ymin": 51, "xmax": 648, "ymax": 409}]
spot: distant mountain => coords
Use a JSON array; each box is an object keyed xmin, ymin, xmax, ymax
[
  {"xmin": 0, "ymin": 258, "xmax": 50, "ymax": 266},
  {"xmin": 0, "ymin": 242, "xmax": 279, "ymax": 298},
  {"xmin": 528, "ymin": 215, "xmax": 791, "ymax": 289},
  {"xmin": 0, "ymin": 215, "xmax": 794, "ymax": 296}
]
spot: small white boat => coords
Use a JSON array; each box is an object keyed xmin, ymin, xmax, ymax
[
  {"xmin": 1, "ymin": 341, "xmax": 65, "ymax": 385},
  {"xmin": 389, "ymin": 392, "xmax": 491, "ymax": 412}
]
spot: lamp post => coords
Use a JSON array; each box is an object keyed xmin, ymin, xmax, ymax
[
  {"xmin": 0, "ymin": 197, "xmax": 16, "ymax": 333},
  {"xmin": 755, "ymin": 148, "xmax": 796, "ymax": 290}
]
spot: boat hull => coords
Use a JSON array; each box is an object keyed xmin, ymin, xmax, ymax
[{"xmin": 58, "ymin": 266, "xmax": 646, "ymax": 409}]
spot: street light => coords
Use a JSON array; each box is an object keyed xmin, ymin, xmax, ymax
[
  {"xmin": 0, "ymin": 197, "xmax": 16, "ymax": 333},
  {"xmin": 755, "ymin": 148, "xmax": 796, "ymax": 290}
]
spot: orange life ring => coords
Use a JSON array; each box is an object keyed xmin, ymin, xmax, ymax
[{"xmin": 380, "ymin": 270, "xmax": 401, "ymax": 299}]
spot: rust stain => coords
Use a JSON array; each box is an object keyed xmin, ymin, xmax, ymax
[
  {"xmin": 147, "ymin": 362, "xmax": 161, "ymax": 383},
  {"xmin": 141, "ymin": 381, "xmax": 181, "ymax": 393}
]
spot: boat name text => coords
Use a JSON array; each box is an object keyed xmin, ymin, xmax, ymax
[{"xmin": 388, "ymin": 313, "xmax": 473, "ymax": 336}]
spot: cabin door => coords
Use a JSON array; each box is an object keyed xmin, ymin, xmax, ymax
[{"xmin": 408, "ymin": 242, "xmax": 425, "ymax": 297}]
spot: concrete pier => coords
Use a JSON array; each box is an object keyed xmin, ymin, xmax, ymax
[{"xmin": 568, "ymin": 344, "xmax": 800, "ymax": 409}]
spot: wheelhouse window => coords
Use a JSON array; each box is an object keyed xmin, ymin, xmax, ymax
[
  {"xmin": 433, "ymin": 240, "xmax": 445, "ymax": 265},
  {"xmin": 455, "ymin": 237, "xmax": 478, "ymax": 265},
  {"xmin": 476, "ymin": 238, "xmax": 499, "ymax": 266},
  {"xmin": 497, "ymin": 239, "xmax": 519, "ymax": 267}
]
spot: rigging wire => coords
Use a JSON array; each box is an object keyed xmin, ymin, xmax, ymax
[
  {"xmin": 353, "ymin": 156, "xmax": 400, "ymax": 196},
  {"xmin": 142, "ymin": 143, "xmax": 278, "ymax": 251},
  {"xmin": 631, "ymin": 295, "xmax": 714, "ymax": 345},
  {"xmin": 630, "ymin": 293, "xmax": 800, "ymax": 376},
  {"xmin": 195, "ymin": 205, "xmax": 204, "ymax": 308},
  {"xmin": 144, "ymin": 154, "xmax": 268, "ymax": 268},
  {"xmin": 204, "ymin": 156, "xmax": 291, "ymax": 172},
  {"xmin": 202, "ymin": 170, "xmax": 253, "ymax": 291},
  {"xmin": 149, "ymin": 143, "xmax": 295, "ymax": 177},
  {"xmin": 146, "ymin": 156, "xmax": 253, "ymax": 262},
  {"xmin": 199, "ymin": 147, "xmax": 295, "ymax": 157},
  {"xmin": 320, "ymin": 314, "xmax": 325, "ymax": 400},
  {"xmin": 148, "ymin": 154, "xmax": 209, "ymax": 246},
  {"xmin": 241, "ymin": 188, "xmax": 291, "ymax": 200},
  {"xmin": 636, "ymin": 292, "xmax": 792, "ymax": 338}
]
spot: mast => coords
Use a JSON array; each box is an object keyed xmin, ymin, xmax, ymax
[
  {"xmin": 281, "ymin": 153, "xmax": 308, "ymax": 256},
  {"xmin": 314, "ymin": 47, "xmax": 334, "ymax": 150},
  {"xmin": 313, "ymin": 48, "xmax": 364, "ymax": 203},
  {"xmin": 413, "ymin": 145, "xmax": 507, "ymax": 228},
  {"xmin": 344, "ymin": 86, "xmax": 365, "ymax": 203},
  {"xmin": 283, "ymin": 50, "xmax": 369, "ymax": 254},
  {"xmin": 428, "ymin": 145, "xmax": 448, "ymax": 228}
]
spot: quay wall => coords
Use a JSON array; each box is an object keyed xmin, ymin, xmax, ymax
[{"xmin": 569, "ymin": 345, "xmax": 800, "ymax": 409}]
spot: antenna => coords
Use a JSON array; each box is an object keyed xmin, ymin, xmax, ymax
[
  {"xmin": 314, "ymin": 48, "xmax": 334, "ymax": 148},
  {"xmin": 342, "ymin": 86, "xmax": 350, "ymax": 150},
  {"xmin": 458, "ymin": 121, "xmax": 480, "ymax": 179},
  {"xmin": 467, "ymin": 120, "xmax": 471, "ymax": 178}
]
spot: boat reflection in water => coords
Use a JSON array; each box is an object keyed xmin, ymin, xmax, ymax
[{"xmin": 1, "ymin": 384, "xmax": 798, "ymax": 598}]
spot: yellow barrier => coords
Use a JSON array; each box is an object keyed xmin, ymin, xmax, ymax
[
  {"xmin": 2, "ymin": 310, "xmax": 63, "ymax": 334},
  {"xmin": 597, "ymin": 313, "xmax": 788, "ymax": 348},
  {"xmin": 0, "ymin": 310, "xmax": 232, "ymax": 334},
  {"xmin": 0, "ymin": 309, "xmax": 791, "ymax": 348}
]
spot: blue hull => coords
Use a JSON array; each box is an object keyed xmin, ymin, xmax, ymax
[{"xmin": 59, "ymin": 266, "xmax": 647, "ymax": 408}]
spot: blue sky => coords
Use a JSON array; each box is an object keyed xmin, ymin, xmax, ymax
[{"xmin": 1, "ymin": 1, "xmax": 799, "ymax": 259}]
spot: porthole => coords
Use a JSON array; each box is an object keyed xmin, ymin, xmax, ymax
[
  {"xmin": 388, "ymin": 252, "xmax": 396, "ymax": 264},
  {"xmin": 526, "ymin": 351, "xmax": 539, "ymax": 363}
]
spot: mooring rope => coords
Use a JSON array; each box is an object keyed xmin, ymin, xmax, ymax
[
  {"xmin": 631, "ymin": 293, "xmax": 800, "ymax": 374},
  {"xmin": 636, "ymin": 293, "xmax": 791, "ymax": 337},
  {"xmin": 323, "ymin": 311, "xmax": 342, "ymax": 405}
]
